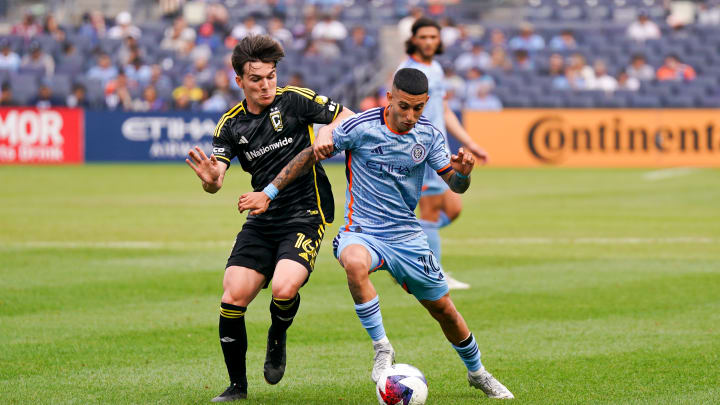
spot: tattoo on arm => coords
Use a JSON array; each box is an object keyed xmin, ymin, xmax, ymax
[
  {"xmin": 448, "ymin": 172, "xmax": 470, "ymax": 194},
  {"xmin": 271, "ymin": 146, "xmax": 318, "ymax": 190}
]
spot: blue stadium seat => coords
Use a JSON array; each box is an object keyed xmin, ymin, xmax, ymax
[
  {"xmin": 631, "ymin": 94, "xmax": 662, "ymax": 108},
  {"xmin": 10, "ymin": 74, "xmax": 39, "ymax": 104},
  {"xmin": 48, "ymin": 74, "xmax": 72, "ymax": 99},
  {"xmin": 663, "ymin": 95, "xmax": 695, "ymax": 108}
]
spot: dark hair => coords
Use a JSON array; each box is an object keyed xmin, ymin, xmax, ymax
[
  {"xmin": 405, "ymin": 17, "xmax": 444, "ymax": 56},
  {"xmin": 231, "ymin": 35, "xmax": 285, "ymax": 77},
  {"xmin": 393, "ymin": 68, "xmax": 428, "ymax": 95}
]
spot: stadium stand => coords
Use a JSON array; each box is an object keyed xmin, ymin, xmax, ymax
[{"xmin": 0, "ymin": 0, "xmax": 718, "ymax": 110}]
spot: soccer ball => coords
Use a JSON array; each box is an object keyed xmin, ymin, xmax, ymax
[{"xmin": 376, "ymin": 364, "xmax": 428, "ymax": 405}]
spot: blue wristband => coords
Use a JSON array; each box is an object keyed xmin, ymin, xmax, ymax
[
  {"xmin": 455, "ymin": 171, "xmax": 469, "ymax": 179},
  {"xmin": 263, "ymin": 184, "xmax": 279, "ymax": 200}
]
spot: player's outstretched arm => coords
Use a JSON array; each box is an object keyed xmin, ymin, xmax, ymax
[
  {"xmin": 443, "ymin": 101, "xmax": 489, "ymax": 164},
  {"xmin": 237, "ymin": 145, "xmax": 321, "ymax": 215},
  {"xmin": 441, "ymin": 147, "xmax": 474, "ymax": 194},
  {"xmin": 185, "ymin": 146, "xmax": 227, "ymax": 194}
]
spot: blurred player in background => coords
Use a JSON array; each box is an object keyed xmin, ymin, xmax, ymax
[
  {"xmin": 238, "ymin": 68, "xmax": 514, "ymax": 400},
  {"xmin": 399, "ymin": 17, "xmax": 489, "ymax": 289},
  {"xmin": 186, "ymin": 34, "xmax": 352, "ymax": 402}
]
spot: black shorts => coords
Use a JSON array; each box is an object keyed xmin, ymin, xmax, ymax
[{"xmin": 226, "ymin": 220, "xmax": 327, "ymax": 287}]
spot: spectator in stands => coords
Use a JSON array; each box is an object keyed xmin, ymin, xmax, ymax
[
  {"xmin": 489, "ymin": 47, "xmax": 512, "ymax": 71},
  {"xmin": 445, "ymin": 87, "xmax": 463, "ymax": 112},
  {"xmin": 587, "ymin": 60, "xmax": 618, "ymax": 93},
  {"xmin": 87, "ymin": 53, "xmax": 118, "ymax": 87},
  {"xmin": 509, "ymin": 22, "xmax": 545, "ymax": 52},
  {"xmin": 211, "ymin": 69, "xmax": 239, "ymax": 103},
  {"xmin": 188, "ymin": 56, "xmax": 215, "ymax": 88},
  {"xmin": 465, "ymin": 81, "xmax": 502, "ymax": 111},
  {"xmin": 513, "ymin": 49, "xmax": 534, "ymax": 71},
  {"xmin": 176, "ymin": 29, "xmax": 200, "ymax": 60},
  {"xmin": 453, "ymin": 24, "xmax": 473, "ymax": 52},
  {"xmin": 66, "ymin": 84, "xmax": 90, "ymax": 108},
  {"xmin": 0, "ymin": 82, "xmax": 16, "ymax": 106},
  {"xmin": 627, "ymin": 11, "xmax": 661, "ymax": 42},
  {"xmin": 465, "ymin": 67, "xmax": 496, "ymax": 100},
  {"xmin": 133, "ymin": 85, "xmax": 166, "ymax": 112},
  {"xmin": 173, "ymin": 73, "xmax": 203, "ymax": 105},
  {"xmin": 31, "ymin": 84, "xmax": 60, "ymax": 108},
  {"xmin": 626, "ymin": 54, "xmax": 655, "ymax": 81},
  {"xmin": 541, "ymin": 53, "xmax": 565, "ymax": 77},
  {"xmin": 21, "ymin": 41, "xmax": 54, "ymax": 77},
  {"xmin": 202, "ymin": 87, "xmax": 229, "ymax": 112},
  {"xmin": 105, "ymin": 71, "xmax": 134, "ymax": 110},
  {"xmin": 549, "ymin": 29, "xmax": 577, "ymax": 51},
  {"xmin": 78, "ymin": 11, "xmax": 106, "ymax": 46},
  {"xmin": 489, "ymin": 29, "xmax": 507, "ymax": 49},
  {"xmin": 11, "ymin": 13, "xmax": 42, "ymax": 40},
  {"xmin": 292, "ymin": 12, "xmax": 318, "ymax": 51},
  {"xmin": 346, "ymin": 26, "xmax": 376, "ymax": 50},
  {"xmin": 162, "ymin": 17, "xmax": 196, "ymax": 53},
  {"xmin": 398, "ymin": 7, "xmax": 424, "ymax": 41},
  {"xmin": 568, "ymin": 53, "xmax": 595, "ymax": 84},
  {"xmin": 0, "ymin": 39, "xmax": 21, "ymax": 72},
  {"xmin": 173, "ymin": 92, "xmax": 193, "ymax": 110},
  {"xmin": 304, "ymin": 39, "xmax": 339, "ymax": 60},
  {"xmin": 57, "ymin": 42, "xmax": 84, "ymax": 74},
  {"xmin": 148, "ymin": 64, "xmax": 173, "ymax": 97},
  {"xmin": 43, "ymin": 15, "xmax": 66, "ymax": 43},
  {"xmin": 553, "ymin": 66, "xmax": 586, "ymax": 90},
  {"xmin": 698, "ymin": 2, "xmax": 720, "ymax": 25},
  {"xmin": 657, "ymin": 54, "xmax": 697, "ymax": 81},
  {"xmin": 125, "ymin": 57, "xmax": 152, "ymax": 87},
  {"xmin": 312, "ymin": 13, "xmax": 348, "ymax": 42},
  {"xmin": 267, "ymin": 16, "xmax": 293, "ymax": 48},
  {"xmin": 617, "ymin": 70, "xmax": 640, "ymax": 91},
  {"xmin": 444, "ymin": 65, "xmax": 466, "ymax": 102},
  {"xmin": 206, "ymin": 2, "xmax": 231, "ymax": 37},
  {"xmin": 439, "ymin": 17, "xmax": 460, "ymax": 47},
  {"xmin": 455, "ymin": 41, "xmax": 491, "ymax": 73},
  {"xmin": 118, "ymin": 36, "xmax": 146, "ymax": 67},
  {"xmin": 196, "ymin": 22, "xmax": 222, "ymax": 52},
  {"xmin": 108, "ymin": 11, "xmax": 141, "ymax": 40},
  {"xmin": 231, "ymin": 15, "xmax": 266, "ymax": 40}
]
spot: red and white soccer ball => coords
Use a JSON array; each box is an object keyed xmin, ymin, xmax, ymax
[{"xmin": 376, "ymin": 364, "xmax": 428, "ymax": 405}]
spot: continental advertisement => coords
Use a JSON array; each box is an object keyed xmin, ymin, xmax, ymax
[{"xmin": 464, "ymin": 110, "xmax": 720, "ymax": 167}]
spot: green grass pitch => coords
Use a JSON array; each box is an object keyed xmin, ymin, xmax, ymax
[{"xmin": 1, "ymin": 164, "xmax": 719, "ymax": 404}]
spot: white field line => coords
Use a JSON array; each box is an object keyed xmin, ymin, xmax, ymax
[
  {"xmin": 1, "ymin": 237, "xmax": 715, "ymax": 250},
  {"xmin": 643, "ymin": 167, "xmax": 699, "ymax": 181}
]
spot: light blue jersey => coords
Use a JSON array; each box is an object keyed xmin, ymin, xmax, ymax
[
  {"xmin": 397, "ymin": 57, "xmax": 447, "ymax": 136},
  {"xmin": 397, "ymin": 57, "xmax": 451, "ymax": 196},
  {"xmin": 332, "ymin": 107, "xmax": 452, "ymax": 242}
]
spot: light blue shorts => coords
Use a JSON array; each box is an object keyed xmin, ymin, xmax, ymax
[
  {"xmin": 421, "ymin": 165, "xmax": 450, "ymax": 196},
  {"xmin": 332, "ymin": 231, "xmax": 449, "ymax": 301}
]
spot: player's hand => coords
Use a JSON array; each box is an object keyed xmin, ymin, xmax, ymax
[
  {"xmin": 450, "ymin": 147, "xmax": 475, "ymax": 177},
  {"xmin": 313, "ymin": 126, "xmax": 334, "ymax": 161},
  {"xmin": 186, "ymin": 146, "xmax": 222, "ymax": 184},
  {"xmin": 466, "ymin": 143, "xmax": 489, "ymax": 165},
  {"xmin": 238, "ymin": 191, "xmax": 271, "ymax": 215}
]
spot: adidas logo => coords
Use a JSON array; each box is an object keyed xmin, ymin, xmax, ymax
[
  {"xmin": 220, "ymin": 337, "xmax": 236, "ymax": 343},
  {"xmin": 238, "ymin": 136, "xmax": 248, "ymax": 145},
  {"xmin": 370, "ymin": 146, "xmax": 384, "ymax": 155}
]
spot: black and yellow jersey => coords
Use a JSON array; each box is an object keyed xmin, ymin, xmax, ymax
[{"xmin": 212, "ymin": 86, "xmax": 343, "ymax": 225}]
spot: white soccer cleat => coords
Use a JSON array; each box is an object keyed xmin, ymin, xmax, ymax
[
  {"xmin": 468, "ymin": 367, "xmax": 515, "ymax": 399},
  {"xmin": 371, "ymin": 341, "xmax": 395, "ymax": 383},
  {"xmin": 445, "ymin": 273, "xmax": 471, "ymax": 290}
]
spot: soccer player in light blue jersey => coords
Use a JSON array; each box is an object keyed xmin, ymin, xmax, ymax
[
  {"xmin": 238, "ymin": 68, "xmax": 513, "ymax": 399},
  {"xmin": 398, "ymin": 17, "xmax": 490, "ymax": 290}
]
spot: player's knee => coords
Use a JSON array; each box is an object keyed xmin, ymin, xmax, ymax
[
  {"xmin": 221, "ymin": 288, "xmax": 251, "ymax": 307},
  {"xmin": 271, "ymin": 284, "xmax": 299, "ymax": 300},
  {"xmin": 340, "ymin": 248, "xmax": 371, "ymax": 275}
]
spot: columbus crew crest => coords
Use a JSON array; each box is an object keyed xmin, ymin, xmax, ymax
[{"xmin": 269, "ymin": 107, "xmax": 283, "ymax": 132}]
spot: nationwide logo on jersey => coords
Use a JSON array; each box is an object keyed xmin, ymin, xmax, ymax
[
  {"xmin": 269, "ymin": 107, "xmax": 283, "ymax": 132},
  {"xmin": 370, "ymin": 146, "xmax": 384, "ymax": 155},
  {"xmin": 411, "ymin": 144, "xmax": 426, "ymax": 162}
]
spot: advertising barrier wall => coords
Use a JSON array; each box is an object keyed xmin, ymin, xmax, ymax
[
  {"xmin": 85, "ymin": 111, "xmax": 221, "ymax": 161},
  {"xmin": 464, "ymin": 109, "xmax": 720, "ymax": 167},
  {"xmin": 0, "ymin": 107, "xmax": 83, "ymax": 164}
]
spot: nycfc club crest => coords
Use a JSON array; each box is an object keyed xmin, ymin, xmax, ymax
[
  {"xmin": 269, "ymin": 107, "xmax": 283, "ymax": 132},
  {"xmin": 411, "ymin": 144, "xmax": 426, "ymax": 162}
]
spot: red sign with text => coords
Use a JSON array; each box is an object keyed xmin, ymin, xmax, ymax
[{"xmin": 0, "ymin": 107, "xmax": 84, "ymax": 164}]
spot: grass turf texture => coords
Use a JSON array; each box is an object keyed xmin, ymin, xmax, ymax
[{"xmin": 1, "ymin": 164, "xmax": 719, "ymax": 404}]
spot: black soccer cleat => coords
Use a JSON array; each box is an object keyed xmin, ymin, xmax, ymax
[
  {"xmin": 263, "ymin": 330, "xmax": 287, "ymax": 385},
  {"xmin": 211, "ymin": 383, "xmax": 247, "ymax": 402}
]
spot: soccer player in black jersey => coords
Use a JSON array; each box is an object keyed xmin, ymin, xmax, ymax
[{"xmin": 185, "ymin": 35, "xmax": 353, "ymax": 402}]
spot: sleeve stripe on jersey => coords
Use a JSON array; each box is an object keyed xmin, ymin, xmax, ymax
[
  {"xmin": 341, "ymin": 108, "xmax": 381, "ymax": 132},
  {"xmin": 216, "ymin": 155, "xmax": 231, "ymax": 163},
  {"xmin": 213, "ymin": 102, "xmax": 244, "ymax": 137},
  {"xmin": 343, "ymin": 113, "xmax": 381, "ymax": 134},
  {"xmin": 277, "ymin": 85, "xmax": 315, "ymax": 100},
  {"xmin": 418, "ymin": 118, "xmax": 444, "ymax": 135},
  {"xmin": 437, "ymin": 164, "xmax": 453, "ymax": 176},
  {"xmin": 331, "ymin": 104, "xmax": 341, "ymax": 121}
]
